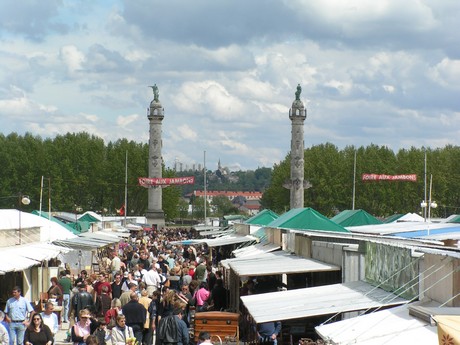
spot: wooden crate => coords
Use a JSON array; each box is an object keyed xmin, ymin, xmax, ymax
[{"xmin": 194, "ymin": 311, "xmax": 239, "ymax": 343}]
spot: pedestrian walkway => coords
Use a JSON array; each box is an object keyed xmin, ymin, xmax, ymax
[{"xmin": 55, "ymin": 322, "xmax": 70, "ymax": 345}]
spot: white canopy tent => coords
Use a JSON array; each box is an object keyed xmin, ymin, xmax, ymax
[
  {"xmin": 240, "ymin": 281, "xmax": 407, "ymax": 324},
  {"xmin": 0, "ymin": 209, "xmax": 76, "ymax": 242},
  {"xmin": 315, "ymin": 303, "xmax": 438, "ymax": 344}
]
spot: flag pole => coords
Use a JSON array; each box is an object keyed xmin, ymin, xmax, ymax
[{"xmin": 124, "ymin": 150, "xmax": 128, "ymax": 226}]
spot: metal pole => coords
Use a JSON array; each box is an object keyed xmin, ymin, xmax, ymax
[
  {"xmin": 18, "ymin": 194, "xmax": 22, "ymax": 245},
  {"xmin": 204, "ymin": 150, "xmax": 207, "ymax": 225},
  {"xmin": 428, "ymin": 174, "xmax": 433, "ymax": 222},
  {"xmin": 48, "ymin": 178, "xmax": 51, "ymax": 220},
  {"xmin": 124, "ymin": 150, "xmax": 128, "ymax": 226},
  {"xmin": 39, "ymin": 176, "xmax": 44, "ymax": 216},
  {"xmin": 352, "ymin": 150, "xmax": 357, "ymax": 210},
  {"xmin": 424, "ymin": 149, "xmax": 427, "ymax": 222}
]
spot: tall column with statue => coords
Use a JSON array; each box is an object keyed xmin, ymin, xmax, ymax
[
  {"xmin": 285, "ymin": 84, "xmax": 310, "ymax": 209},
  {"xmin": 146, "ymin": 84, "xmax": 165, "ymax": 228}
]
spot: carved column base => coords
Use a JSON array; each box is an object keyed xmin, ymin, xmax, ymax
[{"xmin": 146, "ymin": 209, "xmax": 165, "ymax": 230}]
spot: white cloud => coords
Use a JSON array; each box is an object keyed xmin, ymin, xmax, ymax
[
  {"xmin": 116, "ymin": 114, "xmax": 138, "ymax": 127},
  {"xmin": 429, "ymin": 58, "xmax": 460, "ymax": 90},
  {"xmin": 176, "ymin": 81, "xmax": 244, "ymax": 120},
  {"xmin": 0, "ymin": 1, "xmax": 459, "ymax": 170},
  {"xmin": 60, "ymin": 45, "xmax": 85, "ymax": 74}
]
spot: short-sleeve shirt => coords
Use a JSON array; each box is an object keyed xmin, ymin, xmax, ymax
[
  {"xmin": 5, "ymin": 296, "xmax": 34, "ymax": 321},
  {"xmin": 59, "ymin": 276, "xmax": 72, "ymax": 294}
]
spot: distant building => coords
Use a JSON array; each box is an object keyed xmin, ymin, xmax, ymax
[{"xmin": 189, "ymin": 190, "xmax": 263, "ymax": 215}]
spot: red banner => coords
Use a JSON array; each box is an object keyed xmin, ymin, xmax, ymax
[
  {"xmin": 362, "ymin": 174, "xmax": 417, "ymax": 182},
  {"xmin": 138, "ymin": 176, "xmax": 195, "ymax": 187}
]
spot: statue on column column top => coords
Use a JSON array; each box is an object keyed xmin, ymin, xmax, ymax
[
  {"xmin": 295, "ymin": 84, "xmax": 302, "ymax": 101},
  {"xmin": 149, "ymin": 84, "xmax": 160, "ymax": 102}
]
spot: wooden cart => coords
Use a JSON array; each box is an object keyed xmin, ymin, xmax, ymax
[{"xmin": 192, "ymin": 311, "xmax": 239, "ymax": 344}]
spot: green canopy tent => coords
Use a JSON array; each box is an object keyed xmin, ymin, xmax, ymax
[
  {"xmin": 78, "ymin": 213, "xmax": 100, "ymax": 223},
  {"xmin": 331, "ymin": 209, "xmax": 382, "ymax": 227},
  {"xmin": 32, "ymin": 210, "xmax": 80, "ymax": 235},
  {"xmin": 383, "ymin": 214, "xmax": 404, "ymax": 223},
  {"xmin": 244, "ymin": 209, "xmax": 279, "ymax": 226},
  {"xmin": 267, "ymin": 207, "xmax": 349, "ymax": 233}
]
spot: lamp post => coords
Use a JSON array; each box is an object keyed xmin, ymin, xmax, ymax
[
  {"xmin": 421, "ymin": 174, "xmax": 437, "ymax": 223},
  {"xmin": 0, "ymin": 193, "xmax": 30, "ymax": 244},
  {"xmin": 18, "ymin": 194, "xmax": 31, "ymax": 245},
  {"xmin": 75, "ymin": 205, "xmax": 82, "ymax": 232}
]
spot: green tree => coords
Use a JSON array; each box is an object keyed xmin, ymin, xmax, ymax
[
  {"xmin": 177, "ymin": 198, "xmax": 190, "ymax": 222},
  {"xmin": 212, "ymin": 195, "xmax": 238, "ymax": 216},
  {"xmin": 191, "ymin": 196, "xmax": 209, "ymax": 221}
]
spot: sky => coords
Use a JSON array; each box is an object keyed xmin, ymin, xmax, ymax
[{"xmin": 0, "ymin": 0, "xmax": 459, "ymax": 171}]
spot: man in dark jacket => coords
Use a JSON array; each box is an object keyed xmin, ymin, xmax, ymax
[
  {"xmin": 72, "ymin": 283, "xmax": 94, "ymax": 320},
  {"xmin": 122, "ymin": 292, "xmax": 147, "ymax": 345},
  {"xmin": 157, "ymin": 308, "xmax": 188, "ymax": 345}
]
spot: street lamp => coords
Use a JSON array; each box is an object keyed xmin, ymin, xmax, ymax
[
  {"xmin": 0, "ymin": 193, "xmax": 30, "ymax": 244},
  {"xmin": 75, "ymin": 205, "xmax": 83, "ymax": 232},
  {"xmin": 18, "ymin": 194, "xmax": 31, "ymax": 245},
  {"xmin": 421, "ymin": 174, "xmax": 437, "ymax": 223}
]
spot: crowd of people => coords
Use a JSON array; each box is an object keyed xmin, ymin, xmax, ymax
[{"xmin": 0, "ymin": 226, "xmax": 283, "ymax": 345}]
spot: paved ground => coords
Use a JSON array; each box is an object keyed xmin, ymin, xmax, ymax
[{"xmin": 55, "ymin": 322, "xmax": 71, "ymax": 345}]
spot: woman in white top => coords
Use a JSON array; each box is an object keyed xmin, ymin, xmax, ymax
[{"xmin": 111, "ymin": 314, "xmax": 135, "ymax": 345}]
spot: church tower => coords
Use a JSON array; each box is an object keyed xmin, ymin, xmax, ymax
[
  {"xmin": 146, "ymin": 84, "xmax": 165, "ymax": 228},
  {"xmin": 288, "ymin": 84, "xmax": 308, "ymax": 209}
]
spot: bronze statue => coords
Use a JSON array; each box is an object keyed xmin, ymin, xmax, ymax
[
  {"xmin": 149, "ymin": 84, "xmax": 159, "ymax": 102},
  {"xmin": 295, "ymin": 84, "xmax": 302, "ymax": 101}
]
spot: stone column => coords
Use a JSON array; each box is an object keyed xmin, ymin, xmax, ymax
[
  {"xmin": 288, "ymin": 84, "xmax": 307, "ymax": 209},
  {"xmin": 146, "ymin": 85, "xmax": 165, "ymax": 228}
]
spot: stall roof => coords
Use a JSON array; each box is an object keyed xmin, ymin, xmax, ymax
[
  {"xmin": 198, "ymin": 228, "xmax": 235, "ymax": 237},
  {"xmin": 232, "ymin": 242, "xmax": 281, "ymax": 258},
  {"xmin": 315, "ymin": 303, "xmax": 437, "ymax": 345},
  {"xmin": 268, "ymin": 208, "xmax": 349, "ymax": 233},
  {"xmin": 171, "ymin": 234, "xmax": 257, "ymax": 248},
  {"xmin": 240, "ymin": 281, "xmax": 407, "ymax": 323},
  {"xmin": 226, "ymin": 251, "xmax": 340, "ymax": 276},
  {"xmin": 0, "ymin": 254, "xmax": 40, "ymax": 274},
  {"xmin": 53, "ymin": 232, "xmax": 119, "ymax": 250},
  {"xmin": 193, "ymin": 225, "xmax": 222, "ymax": 232},
  {"xmin": 32, "ymin": 210, "xmax": 77, "ymax": 234},
  {"xmin": 0, "ymin": 242, "xmax": 72, "ymax": 274},
  {"xmin": 383, "ymin": 213, "xmax": 404, "ymax": 223},
  {"xmin": 245, "ymin": 209, "xmax": 279, "ymax": 226},
  {"xmin": 331, "ymin": 209, "xmax": 382, "ymax": 227},
  {"xmin": 347, "ymin": 221, "xmax": 460, "ymax": 236}
]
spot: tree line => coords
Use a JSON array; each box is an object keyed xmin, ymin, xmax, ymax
[
  {"xmin": 2, "ymin": 132, "xmax": 459, "ymax": 221},
  {"xmin": 0, "ymin": 132, "xmax": 180, "ymax": 220},
  {"xmin": 261, "ymin": 143, "xmax": 460, "ymax": 218},
  {"xmin": 0, "ymin": 132, "xmax": 269, "ymax": 221}
]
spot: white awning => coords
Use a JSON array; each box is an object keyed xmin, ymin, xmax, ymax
[
  {"xmin": 232, "ymin": 242, "xmax": 281, "ymax": 258},
  {"xmin": 199, "ymin": 229, "xmax": 235, "ymax": 237},
  {"xmin": 20, "ymin": 242, "xmax": 72, "ymax": 261},
  {"xmin": 227, "ymin": 251, "xmax": 340, "ymax": 276},
  {"xmin": 0, "ymin": 242, "xmax": 72, "ymax": 274},
  {"xmin": 170, "ymin": 234, "xmax": 256, "ymax": 247},
  {"xmin": 315, "ymin": 303, "xmax": 438, "ymax": 344},
  {"xmin": 53, "ymin": 232, "xmax": 119, "ymax": 250},
  {"xmin": 0, "ymin": 254, "xmax": 41, "ymax": 274},
  {"xmin": 240, "ymin": 281, "xmax": 407, "ymax": 323}
]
